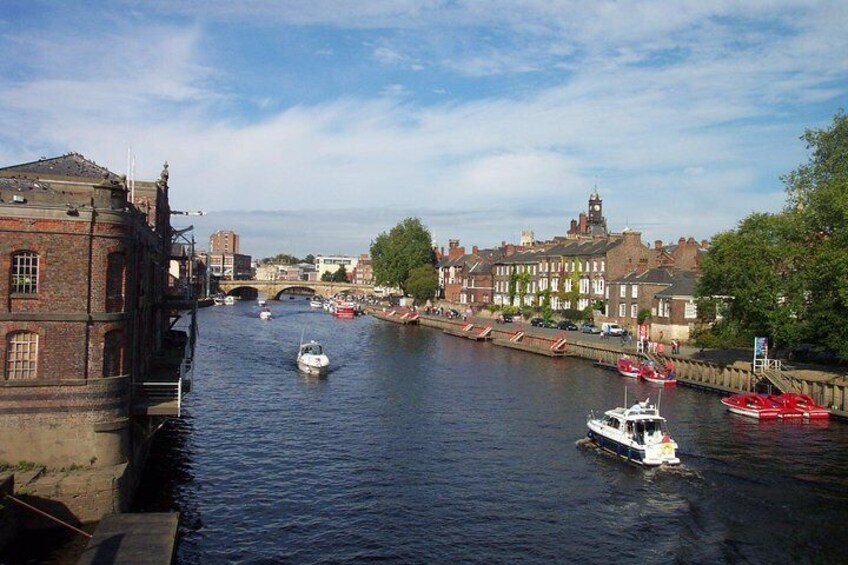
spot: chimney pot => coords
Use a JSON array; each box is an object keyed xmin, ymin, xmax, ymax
[{"xmin": 654, "ymin": 240, "xmax": 662, "ymax": 250}]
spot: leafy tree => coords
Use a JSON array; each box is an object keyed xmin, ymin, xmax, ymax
[
  {"xmin": 540, "ymin": 288, "xmax": 553, "ymax": 321},
  {"xmin": 332, "ymin": 264, "xmax": 348, "ymax": 282},
  {"xmin": 516, "ymin": 270, "xmax": 531, "ymax": 306},
  {"xmin": 303, "ymin": 254, "xmax": 315, "ymax": 265},
  {"xmin": 370, "ymin": 217, "xmax": 435, "ymax": 293},
  {"xmin": 320, "ymin": 270, "xmax": 334, "ymax": 282},
  {"xmin": 637, "ymin": 308, "xmax": 652, "ymax": 325},
  {"xmin": 405, "ymin": 265, "xmax": 438, "ymax": 303},
  {"xmin": 508, "ymin": 267, "xmax": 517, "ymax": 306},
  {"xmin": 696, "ymin": 110, "xmax": 848, "ymax": 358}
]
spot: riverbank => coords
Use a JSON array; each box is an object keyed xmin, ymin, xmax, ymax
[{"xmin": 367, "ymin": 306, "xmax": 848, "ymax": 419}]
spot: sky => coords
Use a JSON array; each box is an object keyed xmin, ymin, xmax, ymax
[{"xmin": 1, "ymin": 1, "xmax": 846, "ymax": 258}]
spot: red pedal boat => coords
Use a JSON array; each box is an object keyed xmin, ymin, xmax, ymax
[
  {"xmin": 640, "ymin": 362, "xmax": 677, "ymax": 386},
  {"xmin": 721, "ymin": 393, "xmax": 781, "ymax": 419},
  {"xmin": 768, "ymin": 393, "xmax": 831, "ymax": 420},
  {"xmin": 616, "ymin": 356, "xmax": 641, "ymax": 378}
]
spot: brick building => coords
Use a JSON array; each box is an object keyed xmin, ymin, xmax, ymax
[
  {"xmin": 608, "ymin": 268, "xmax": 699, "ymax": 340},
  {"xmin": 209, "ymin": 229, "xmax": 239, "ymax": 254},
  {"xmin": 353, "ymin": 254, "xmax": 373, "ymax": 286},
  {"xmin": 0, "ymin": 153, "xmax": 194, "ymax": 521}
]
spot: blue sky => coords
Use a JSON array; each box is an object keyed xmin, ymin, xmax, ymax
[{"xmin": 1, "ymin": 1, "xmax": 847, "ymax": 258}]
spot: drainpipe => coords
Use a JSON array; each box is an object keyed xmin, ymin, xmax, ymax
[{"xmin": 83, "ymin": 200, "xmax": 96, "ymax": 380}]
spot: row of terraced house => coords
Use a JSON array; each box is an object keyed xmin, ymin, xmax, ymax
[{"xmin": 436, "ymin": 191, "xmax": 708, "ymax": 341}]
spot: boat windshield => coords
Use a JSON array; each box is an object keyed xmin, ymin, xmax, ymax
[
  {"xmin": 633, "ymin": 419, "xmax": 667, "ymax": 444},
  {"xmin": 303, "ymin": 344, "xmax": 323, "ymax": 355}
]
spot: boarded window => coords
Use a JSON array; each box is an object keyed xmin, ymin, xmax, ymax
[
  {"xmin": 11, "ymin": 251, "xmax": 38, "ymax": 294},
  {"xmin": 103, "ymin": 330, "xmax": 124, "ymax": 377},
  {"xmin": 6, "ymin": 331, "xmax": 38, "ymax": 380},
  {"xmin": 106, "ymin": 253, "xmax": 126, "ymax": 312}
]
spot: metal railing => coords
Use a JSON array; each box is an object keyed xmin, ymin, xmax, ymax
[
  {"xmin": 135, "ymin": 379, "xmax": 183, "ymax": 417},
  {"xmin": 753, "ymin": 358, "xmax": 782, "ymax": 373}
]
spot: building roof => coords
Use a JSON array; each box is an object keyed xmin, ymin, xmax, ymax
[
  {"xmin": 655, "ymin": 272, "xmax": 698, "ymax": 298},
  {"xmin": 614, "ymin": 267, "xmax": 678, "ymax": 285},
  {"xmin": 0, "ymin": 153, "xmax": 120, "ymax": 180}
]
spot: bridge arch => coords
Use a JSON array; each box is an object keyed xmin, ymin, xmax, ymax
[
  {"xmin": 225, "ymin": 286, "xmax": 259, "ymax": 300},
  {"xmin": 273, "ymin": 286, "xmax": 317, "ymax": 300}
]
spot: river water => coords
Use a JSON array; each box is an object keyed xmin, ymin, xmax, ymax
[{"xmin": 133, "ymin": 299, "xmax": 848, "ymax": 564}]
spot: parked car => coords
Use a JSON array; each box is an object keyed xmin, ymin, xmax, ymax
[
  {"xmin": 541, "ymin": 319, "xmax": 559, "ymax": 329},
  {"xmin": 601, "ymin": 322, "xmax": 625, "ymax": 336},
  {"xmin": 581, "ymin": 322, "xmax": 601, "ymax": 334},
  {"xmin": 497, "ymin": 313, "xmax": 514, "ymax": 323},
  {"xmin": 557, "ymin": 320, "xmax": 578, "ymax": 331},
  {"xmin": 530, "ymin": 317, "xmax": 545, "ymax": 327}
]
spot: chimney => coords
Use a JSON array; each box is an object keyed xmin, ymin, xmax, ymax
[
  {"xmin": 449, "ymin": 239, "xmax": 460, "ymax": 249},
  {"xmin": 700, "ymin": 239, "xmax": 709, "ymax": 248},
  {"xmin": 654, "ymin": 240, "xmax": 662, "ymax": 250},
  {"xmin": 506, "ymin": 244, "xmax": 515, "ymax": 256},
  {"xmin": 687, "ymin": 237, "xmax": 697, "ymax": 245},
  {"xmin": 678, "ymin": 237, "xmax": 686, "ymax": 246},
  {"xmin": 472, "ymin": 245, "xmax": 479, "ymax": 254}
]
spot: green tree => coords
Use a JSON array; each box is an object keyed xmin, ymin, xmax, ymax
[
  {"xmin": 405, "ymin": 265, "xmax": 438, "ymax": 303},
  {"xmin": 370, "ymin": 217, "xmax": 435, "ymax": 293},
  {"xmin": 332, "ymin": 264, "xmax": 348, "ymax": 282},
  {"xmin": 320, "ymin": 270, "xmax": 334, "ymax": 282},
  {"xmin": 540, "ymin": 288, "xmax": 553, "ymax": 321},
  {"xmin": 696, "ymin": 111, "xmax": 848, "ymax": 358},
  {"xmin": 637, "ymin": 308, "xmax": 652, "ymax": 325},
  {"xmin": 508, "ymin": 267, "xmax": 517, "ymax": 306},
  {"xmin": 516, "ymin": 270, "xmax": 531, "ymax": 306}
]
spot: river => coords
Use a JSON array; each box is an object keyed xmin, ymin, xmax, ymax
[{"xmin": 131, "ymin": 298, "xmax": 848, "ymax": 564}]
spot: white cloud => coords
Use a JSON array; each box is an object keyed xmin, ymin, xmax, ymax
[{"xmin": 1, "ymin": 1, "xmax": 846, "ymax": 256}]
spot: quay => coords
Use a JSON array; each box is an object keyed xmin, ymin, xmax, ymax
[
  {"xmin": 77, "ymin": 513, "xmax": 179, "ymax": 565},
  {"xmin": 367, "ymin": 307, "xmax": 848, "ymax": 419}
]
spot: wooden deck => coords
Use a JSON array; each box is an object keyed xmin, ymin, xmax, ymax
[
  {"xmin": 77, "ymin": 513, "xmax": 179, "ymax": 565},
  {"xmin": 493, "ymin": 339, "xmax": 568, "ymax": 357}
]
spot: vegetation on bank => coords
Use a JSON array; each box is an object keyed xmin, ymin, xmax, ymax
[
  {"xmin": 696, "ymin": 110, "xmax": 848, "ymax": 361},
  {"xmin": 370, "ymin": 217, "xmax": 436, "ymax": 296},
  {"xmin": 257, "ymin": 253, "xmax": 315, "ymax": 265}
]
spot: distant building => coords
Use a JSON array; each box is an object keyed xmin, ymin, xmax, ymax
[
  {"xmin": 315, "ymin": 255, "xmax": 359, "ymax": 280},
  {"xmin": 353, "ymin": 254, "xmax": 373, "ymax": 285},
  {"xmin": 201, "ymin": 252, "xmax": 253, "ymax": 280},
  {"xmin": 209, "ymin": 230, "xmax": 239, "ymax": 254}
]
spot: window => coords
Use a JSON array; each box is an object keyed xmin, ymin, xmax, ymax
[
  {"xmin": 619, "ymin": 285, "xmax": 626, "ymax": 298},
  {"xmin": 631, "ymin": 304, "xmax": 638, "ymax": 319},
  {"xmin": 597, "ymin": 279, "xmax": 605, "ymax": 295},
  {"xmin": 619, "ymin": 303, "xmax": 626, "ymax": 317},
  {"xmin": 103, "ymin": 331, "xmax": 124, "ymax": 377},
  {"xmin": 631, "ymin": 285, "xmax": 638, "ymax": 298},
  {"xmin": 106, "ymin": 253, "xmax": 125, "ymax": 312},
  {"xmin": 685, "ymin": 301, "xmax": 698, "ymax": 319},
  {"xmin": 6, "ymin": 331, "xmax": 38, "ymax": 380},
  {"xmin": 600, "ymin": 260, "xmax": 605, "ymax": 272},
  {"xmin": 579, "ymin": 278, "xmax": 589, "ymax": 294},
  {"xmin": 11, "ymin": 251, "xmax": 39, "ymax": 294}
]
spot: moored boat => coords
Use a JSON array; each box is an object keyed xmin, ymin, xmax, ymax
[
  {"xmin": 213, "ymin": 295, "xmax": 225, "ymax": 306},
  {"xmin": 309, "ymin": 296, "xmax": 323, "ymax": 309},
  {"xmin": 616, "ymin": 356, "xmax": 641, "ymax": 378},
  {"xmin": 224, "ymin": 295, "xmax": 235, "ymax": 305},
  {"xmin": 297, "ymin": 340, "xmax": 330, "ymax": 376},
  {"xmin": 640, "ymin": 362, "xmax": 677, "ymax": 386},
  {"xmin": 259, "ymin": 307, "xmax": 272, "ymax": 321},
  {"xmin": 586, "ymin": 395, "xmax": 680, "ymax": 466},
  {"xmin": 720, "ymin": 393, "xmax": 781, "ymax": 419},
  {"xmin": 333, "ymin": 301, "xmax": 356, "ymax": 319},
  {"xmin": 768, "ymin": 393, "xmax": 830, "ymax": 420}
]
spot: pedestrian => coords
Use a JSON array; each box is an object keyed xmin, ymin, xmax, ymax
[{"xmin": 657, "ymin": 342, "xmax": 665, "ymax": 355}]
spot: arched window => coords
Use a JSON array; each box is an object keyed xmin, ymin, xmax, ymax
[
  {"xmin": 106, "ymin": 252, "xmax": 126, "ymax": 312},
  {"xmin": 11, "ymin": 251, "xmax": 39, "ymax": 294},
  {"xmin": 5, "ymin": 331, "xmax": 38, "ymax": 380},
  {"xmin": 103, "ymin": 330, "xmax": 124, "ymax": 377}
]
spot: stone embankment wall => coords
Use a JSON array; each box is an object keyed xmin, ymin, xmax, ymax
[{"xmin": 368, "ymin": 308, "xmax": 848, "ymax": 418}]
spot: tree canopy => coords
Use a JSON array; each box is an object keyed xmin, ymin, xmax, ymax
[
  {"xmin": 697, "ymin": 110, "xmax": 848, "ymax": 359},
  {"xmin": 405, "ymin": 265, "xmax": 438, "ymax": 303},
  {"xmin": 370, "ymin": 217, "xmax": 435, "ymax": 292},
  {"xmin": 258, "ymin": 252, "xmax": 313, "ymax": 265}
]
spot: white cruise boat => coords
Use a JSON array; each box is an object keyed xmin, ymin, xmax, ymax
[
  {"xmin": 586, "ymin": 394, "xmax": 680, "ymax": 466},
  {"xmin": 297, "ymin": 340, "xmax": 330, "ymax": 376}
]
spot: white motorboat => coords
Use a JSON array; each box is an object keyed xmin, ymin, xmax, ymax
[
  {"xmin": 259, "ymin": 307, "xmax": 272, "ymax": 321},
  {"xmin": 586, "ymin": 393, "xmax": 680, "ymax": 466},
  {"xmin": 258, "ymin": 298, "xmax": 267, "ymax": 307},
  {"xmin": 212, "ymin": 296, "xmax": 225, "ymax": 306},
  {"xmin": 224, "ymin": 295, "xmax": 235, "ymax": 305},
  {"xmin": 297, "ymin": 340, "xmax": 330, "ymax": 376},
  {"xmin": 309, "ymin": 296, "xmax": 323, "ymax": 309}
]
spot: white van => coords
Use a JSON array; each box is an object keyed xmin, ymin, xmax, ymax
[{"xmin": 601, "ymin": 322, "xmax": 624, "ymax": 336}]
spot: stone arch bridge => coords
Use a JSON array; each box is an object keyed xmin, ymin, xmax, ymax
[{"xmin": 217, "ymin": 280, "xmax": 374, "ymax": 301}]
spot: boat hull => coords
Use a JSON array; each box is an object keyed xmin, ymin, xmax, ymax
[
  {"xmin": 720, "ymin": 396, "xmax": 780, "ymax": 419},
  {"xmin": 586, "ymin": 428, "xmax": 680, "ymax": 467},
  {"xmin": 298, "ymin": 361, "xmax": 328, "ymax": 376},
  {"xmin": 616, "ymin": 358, "xmax": 640, "ymax": 378}
]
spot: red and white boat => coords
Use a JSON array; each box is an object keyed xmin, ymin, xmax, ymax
[
  {"xmin": 720, "ymin": 393, "xmax": 781, "ymax": 419},
  {"xmin": 333, "ymin": 301, "xmax": 356, "ymax": 319},
  {"xmin": 768, "ymin": 393, "xmax": 831, "ymax": 420},
  {"xmin": 640, "ymin": 363, "xmax": 677, "ymax": 386},
  {"xmin": 616, "ymin": 356, "xmax": 641, "ymax": 378}
]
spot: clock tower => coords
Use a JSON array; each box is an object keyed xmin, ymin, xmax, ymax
[{"xmin": 586, "ymin": 189, "xmax": 607, "ymax": 235}]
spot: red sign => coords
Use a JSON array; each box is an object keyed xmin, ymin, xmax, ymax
[{"xmin": 638, "ymin": 324, "xmax": 649, "ymax": 340}]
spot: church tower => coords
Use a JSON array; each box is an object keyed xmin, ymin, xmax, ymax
[{"xmin": 587, "ymin": 189, "xmax": 607, "ymax": 235}]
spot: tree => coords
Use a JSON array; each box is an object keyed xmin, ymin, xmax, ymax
[
  {"xmin": 405, "ymin": 265, "xmax": 438, "ymax": 303},
  {"xmin": 332, "ymin": 264, "xmax": 348, "ymax": 282},
  {"xmin": 508, "ymin": 267, "xmax": 517, "ymax": 306},
  {"xmin": 540, "ymin": 288, "xmax": 553, "ymax": 321},
  {"xmin": 320, "ymin": 270, "xmax": 334, "ymax": 282},
  {"xmin": 370, "ymin": 217, "xmax": 435, "ymax": 293},
  {"xmin": 696, "ymin": 110, "xmax": 848, "ymax": 358}
]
